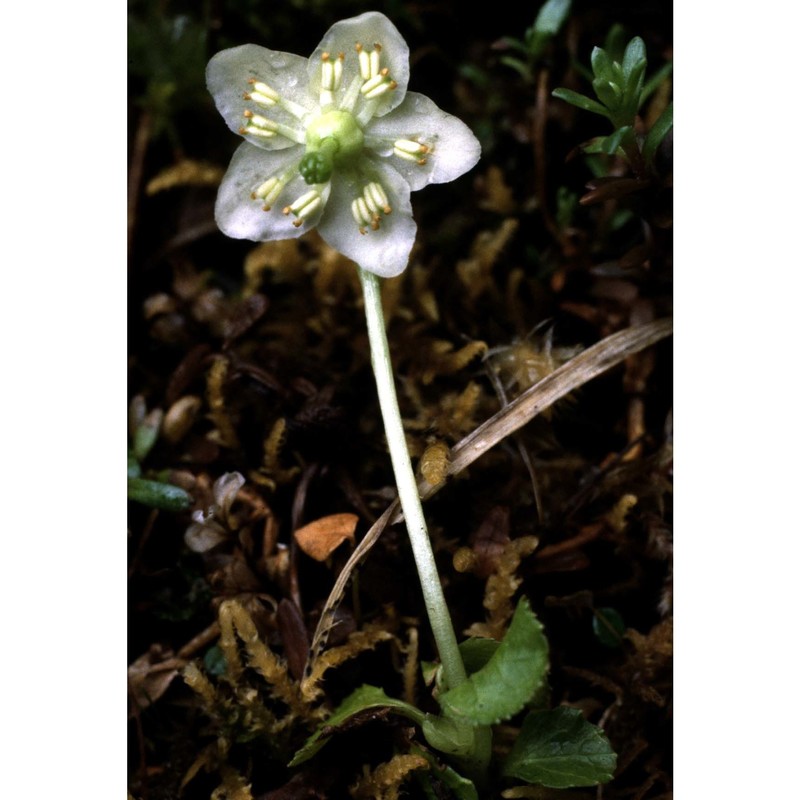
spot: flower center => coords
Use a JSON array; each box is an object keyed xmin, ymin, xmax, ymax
[{"xmin": 299, "ymin": 110, "xmax": 364, "ymax": 185}]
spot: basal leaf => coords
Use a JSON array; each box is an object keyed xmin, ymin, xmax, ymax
[
  {"xmin": 503, "ymin": 707, "xmax": 617, "ymax": 788},
  {"xmin": 551, "ymin": 88, "xmax": 610, "ymax": 118},
  {"xmin": 438, "ymin": 598, "xmax": 549, "ymax": 726},
  {"xmin": 422, "ymin": 714, "xmax": 481, "ymax": 759},
  {"xmin": 288, "ymin": 685, "xmax": 425, "ymax": 767},
  {"xmin": 459, "ymin": 638, "xmax": 500, "ymax": 674}
]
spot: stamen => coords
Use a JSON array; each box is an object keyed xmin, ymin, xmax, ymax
[
  {"xmin": 333, "ymin": 53, "xmax": 344, "ymax": 88},
  {"xmin": 351, "ymin": 197, "xmax": 371, "ymax": 233},
  {"xmin": 283, "ymin": 189, "xmax": 323, "ymax": 227},
  {"xmin": 252, "ymin": 176, "xmax": 285, "ymax": 210},
  {"xmin": 240, "ymin": 125, "xmax": 277, "ymax": 138},
  {"xmin": 362, "ymin": 73, "xmax": 397, "ymax": 100},
  {"xmin": 321, "ymin": 53, "xmax": 334, "ymax": 90},
  {"xmin": 393, "ymin": 139, "xmax": 432, "ymax": 165},
  {"xmin": 364, "ymin": 182, "xmax": 391, "ymax": 215},
  {"xmin": 356, "ymin": 43, "xmax": 371, "ymax": 80},
  {"xmin": 320, "ymin": 51, "xmax": 345, "ymax": 107},
  {"xmin": 245, "ymin": 77, "xmax": 311, "ymax": 123},
  {"xmin": 351, "ymin": 183, "xmax": 392, "ymax": 233},
  {"xmin": 370, "ymin": 48, "xmax": 381, "ymax": 78},
  {"xmin": 245, "ymin": 79, "xmax": 279, "ymax": 107}
]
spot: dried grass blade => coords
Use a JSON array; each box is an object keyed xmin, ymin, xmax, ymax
[{"xmin": 310, "ymin": 319, "xmax": 672, "ymax": 664}]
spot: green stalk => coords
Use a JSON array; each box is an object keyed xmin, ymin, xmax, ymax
[
  {"xmin": 358, "ymin": 266, "xmax": 492, "ymax": 785},
  {"xmin": 358, "ymin": 266, "xmax": 467, "ymax": 690}
]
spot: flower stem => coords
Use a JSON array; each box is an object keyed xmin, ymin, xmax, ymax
[{"xmin": 357, "ymin": 266, "xmax": 467, "ymax": 691}]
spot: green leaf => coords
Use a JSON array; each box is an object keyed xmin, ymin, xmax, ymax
[
  {"xmin": 601, "ymin": 126, "xmax": 635, "ymax": 157},
  {"xmin": 641, "ymin": 61, "xmax": 673, "ymax": 104},
  {"xmin": 642, "ymin": 102, "xmax": 673, "ymax": 168},
  {"xmin": 499, "ymin": 55, "xmax": 533, "ymax": 81},
  {"xmin": 532, "ymin": 0, "xmax": 571, "ymax": 36},
  {"xmin": 592, "ymin": 608, "xmax": 626, "ymax": 647},
  {"xmin": 132, "ymin": 409, "xmax": 162, "ymax": 462},
  {"xmin": 503, "ymin": 707, "xmax": 617, "ymax": 788},
  {"xmin": 590, "ymin": 47, "xmax": 613, "ymax": 81},
  {"xmin": 289, "ymin": 685, "xmax": 425, "ymax": 767},
  {"xmin": 592, "ymin": 78, "xmax": 622, "ymax": 111},
  {"xmin": 128, "ymin": 477, "xmax": 191, "ymax": 511},
  {"xmin": 551, "ymin": 88, "xmax": 610, "ymax": 118},
  {"xmin": 621, "ymin": 37, "xmax": 646, "ymax": 82},
  {"xmin": 128, "ymin": 452, "xmax": 142, "ymax": 479},
  {"xmin": 203, "ymin": 645, "xmax": 227, "ymax": 677},
  {"xmin": 439, "ymin": 598, "xmax": 549, "ymax": 726},
  {"xmin": 459, "ymin": 638, "xmax": 501, "ymax": 674}
]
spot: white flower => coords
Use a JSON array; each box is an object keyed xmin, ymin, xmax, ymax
[{"xmin": 207, "ymin": 11, "xmax": 481, "ymax": 277}]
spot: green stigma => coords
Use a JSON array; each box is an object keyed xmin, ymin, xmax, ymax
[{"xmin": 299, "ymin": 139, "xmax": 337, "ymax": 184}]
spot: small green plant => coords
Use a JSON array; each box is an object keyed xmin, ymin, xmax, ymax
[
  {"xmin": 553, "ymin": 35, "xmax": 672, "ymax": 174},
  {"xmin": 496, "ymin": 0, "xmax": 572, "ymax": 82},
  {"xmin": 128, "ymin": 396, "xmax": 191, "ymax": 512}
]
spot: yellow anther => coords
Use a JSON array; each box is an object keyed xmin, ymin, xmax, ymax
[
  {"xmin": 352, "ymin": 196, "xmax": 371, "ymax": 228},
  {"xmin": 248, "ymin": 114, "xmax": 276, "ymax": 129},
  {"xmin": 363, "ymin": 80, "xmax": 394, "ymax": 100},
  {"xmin": 245, "ymin": 79, "xmax": 279, "ymax": 107},
  {"xmin": 352, "ymin": 183, "xmax": 391, "ymax": 233},
  {"xmin": 240, "ymin": 126, "xmax": 276, "ymax": 138},
  {"xmin": 370, "ymin": 49, "xmax": 380, "ymax": 77},
  {"xmin": 284, "ymin": 189, "xmax": 323, "ymax": 226},
  {"xmin": 361, "ymin": 73, "xmax": 388, "ymax": 95},
  {"xmin": 334, "ymin": 53, "xmax": 344, "ymax": 87},
  {"xmin": 357, "ymin": 43, "xmax": 371, "ymax": 79},
  {"xmin": 248, "ymin": 79, "xmax": 279, "ymax": 100},
  {"xmin": 252, "ymin": 176, "xmax": 285, "ymax": 210},
  {"xmin": 320, "ymin": 50, "xmax": 343, "ymax": 106},
  {"xmin": 393, "ymin": 139, "xmax": 432, "ymax": 165},
  {"xmin": 321, "ymin": 53, "xmax": 334, "ymax": 90},
  {"xmin": 364, "ymin": 182, "xmax": 391, "ymax": 215}
]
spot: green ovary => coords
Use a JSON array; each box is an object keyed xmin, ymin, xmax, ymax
[{"xmin": 300, "ymin": 110, "xmax": 365, "ymax": 185}]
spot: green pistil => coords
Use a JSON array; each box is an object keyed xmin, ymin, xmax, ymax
[{"xmin": 299, "ymin": 138, "xmax": 338, "ymax": 185}]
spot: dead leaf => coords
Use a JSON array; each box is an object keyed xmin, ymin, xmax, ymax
[
  {"xmin": 294, "ymin": 513, "xmax": 358, "ymax": 561},
  {"xmin": 128, "ymin": 649, "xmax": 185, "ymax": 711}
]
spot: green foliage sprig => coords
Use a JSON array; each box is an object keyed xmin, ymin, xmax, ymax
[{"xmin": 553, "ymin": 36, "xmax": 672, "ymax": 173}]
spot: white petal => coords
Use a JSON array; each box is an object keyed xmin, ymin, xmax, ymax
[
  {"xmin": 316, "ymin": 158, "xmax": 416, "ymax": 278},
  {"xmin": 364, "ymin": 92, "xmax": 481, "ymax": 191},
  {"xmin": 308, "ymin": 12, "xmax": 409, "ymax": 117},
  {"xmin": 215, "ymin": 142, "xmax": 328, "ymax": 241},
  {"xmin": 207, "ymin": 44, "xmax": 314, "ymax": 150}
]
